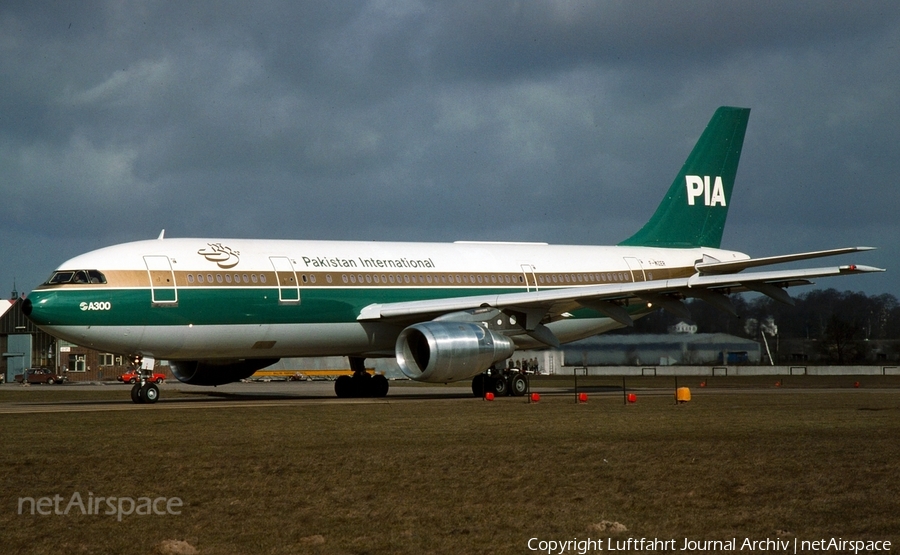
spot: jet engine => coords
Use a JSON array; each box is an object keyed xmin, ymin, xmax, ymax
[
  {"xmin": 395, "ymin": 322, "xmax": 515, "ymax": 383},
  {"xmin": 170, "ymin": 358, "xmax": 279, "ymax": 386}
]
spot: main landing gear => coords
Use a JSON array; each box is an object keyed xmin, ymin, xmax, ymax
[
  {"xmin": 471, "ymin": 365, "xmax": 529, "ymax": 398},
  {"xmin": 334, "ymin": 357, "xmax": 389, "ymax": 398},
  {"xmin": 128, "ymin": 355, "xmax": 160, "ymax": 404}
]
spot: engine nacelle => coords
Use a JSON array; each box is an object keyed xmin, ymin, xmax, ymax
[
  {"xmin": 395, "ymin": 322, "xmax": 515, "ymax": 383},
  {"xmin": 170, "ymin": 358, "xmax": 279, "ymax": 386}
]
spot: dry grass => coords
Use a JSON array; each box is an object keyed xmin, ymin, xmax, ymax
[{"xmin": 2, "ymin": 387, "xmax": 899, "ymax": 554}]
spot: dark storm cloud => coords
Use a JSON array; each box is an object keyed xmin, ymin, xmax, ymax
[{"xmin": 1, "ymin": 1, "xmax": 899, "ymax": 296}]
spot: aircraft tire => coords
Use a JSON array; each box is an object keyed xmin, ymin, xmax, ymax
[
  {"xmin": 509, "ymin": 374, "xmax": 527, "ymax": 397},
  {"xmin": 350, "ymin": 372, "xmax": 371, "ymax": 398},
  {"xmin": 140, "ymin": 383, "xmax": 160, "ymax": 404},
  {"xmin": 131, "ymin": 383, "xmax": 144, "ymax": 404},
  {"xmin": 335, "ymin": 375, "xmax": 353, "ymax": 398},
  {"xmin": 471, "ymin": 374, "xmax": 486, "ymax": 397},
  {"xmin": 490, "ymin": 376, "xmax": 509, "ymax": 397},
  {"xmin": 371, "ymin": 374, "xmax": 389, "ymax": 397}
]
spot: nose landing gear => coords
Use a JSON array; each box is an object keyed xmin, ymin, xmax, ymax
[{"xmin": 128, "ymin": 355, "xmax": 160, "ymax": 404}]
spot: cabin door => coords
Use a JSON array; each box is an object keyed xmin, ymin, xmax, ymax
[
  {"xmin": 269, "ymin": 256, "xmax": 300, "ymax": 303},
  {"xmin": 143, "ymin": 255, "xmax": 178, "ymax": 305},
  {"xmin": 520, "ymin": 264, "xmax": 538, "ymax": 292},
  {"xmin": 623, "ymin": 257, "xmax": 646, "ymax": 282}
]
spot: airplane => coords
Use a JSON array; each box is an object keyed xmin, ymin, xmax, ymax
[{"xmin": 23, "ymin": 106, "xmax": 883, "ymax": 404}]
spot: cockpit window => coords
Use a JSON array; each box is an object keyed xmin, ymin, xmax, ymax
[
  {"xmin": 46, "ymin": 271, "xmax": 75, "ymax": 284},
  {"xmin": 45, "ymin": 270, "xmax": 107, "ymax": 285}
]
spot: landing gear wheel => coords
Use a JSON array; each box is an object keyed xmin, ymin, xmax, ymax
[
  {"xmin": 131, "ymin": 383, "xmax": 143, "ymax": 404},
  {"xmin": 350, "ymin": 372, "xmax": 372, "ymax": 397},
  {"xmin": 140, "ymin": 382, "xmax": 159, "ymax": 404},
  {"xmin": 509, "ymin": 374, "xmax": 527, "ymax": 397},
  {"xmin": 335, "ymin": 375, "xmax": 353, "ymax": 398},
  {"xmin": 371, "ymin": 374, "xmax": 389, "ymax": 397},
  {"xmin": 472, "ymin": 374, "xmax": 486, "ymax": 397},
  {"xmin": 490, "ymin": 376, "xmax": 509, "ymax": 397},
  {"xmin": 334, "ymin": 357, "xmax": 390, "ymax": 398}
]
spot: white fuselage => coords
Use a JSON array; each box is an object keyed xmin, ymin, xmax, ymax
[{"xmin": 26, "ymin": 238, "xmax": 750, "ymax": 360}]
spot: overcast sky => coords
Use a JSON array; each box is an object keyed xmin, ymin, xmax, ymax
[{"xmin": 2, "ymin": 1, "xmax": 899, "ymax": 298}]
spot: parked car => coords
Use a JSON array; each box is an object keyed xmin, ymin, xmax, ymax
[
  {"xmin": 118, "ymin": 371, "xmax": 166, "ymax": 384},
  {"xmin": 14, "ymin": 368, "xmax": 67, "ymax": 385}
]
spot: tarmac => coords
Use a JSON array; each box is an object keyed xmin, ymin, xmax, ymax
[{"xmin": 2, "ymin": 378, "xmax": 898, "ymax": 414}]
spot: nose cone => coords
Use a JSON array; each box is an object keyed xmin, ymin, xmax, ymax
[{"xmin": 22, "ymin": 290, "xmax": 60, "ymax": 327}]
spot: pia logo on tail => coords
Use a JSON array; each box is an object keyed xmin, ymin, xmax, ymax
[{"xmin": 685, "ymin": 175, "xmax": 726, "ymax": 206}]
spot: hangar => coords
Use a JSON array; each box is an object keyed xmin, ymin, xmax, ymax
[{"xmin": 559, "ymin": 333, "xmax": 762, "ymax": 367}]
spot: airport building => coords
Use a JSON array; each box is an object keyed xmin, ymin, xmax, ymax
[
  {"xmin": 559, "ymin": 333, "xmax": 761, "ymax": 367},
  {"xmin": 0, "ymin": 294, "xmax": 171, "ymax": 383}
]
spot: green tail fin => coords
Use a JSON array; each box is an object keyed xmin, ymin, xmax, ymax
[{"xmin": 619, "ymin": 106, "xmax": 750, "ymax": 249}]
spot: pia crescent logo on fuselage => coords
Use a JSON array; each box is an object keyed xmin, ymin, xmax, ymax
[{"xmin": 198, "ymin": 243, "xmax": 241, "ymax": 268}]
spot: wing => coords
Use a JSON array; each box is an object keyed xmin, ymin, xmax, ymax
[{"xmin": 358, "ymin": 259, "xmax": 883, "ymax": 345}]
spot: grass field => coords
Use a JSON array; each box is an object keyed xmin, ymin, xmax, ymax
[{"xmin": 2, "ymin": 382, "xmax": 899, "ymax": 554}]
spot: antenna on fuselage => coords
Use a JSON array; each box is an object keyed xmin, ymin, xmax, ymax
[{"xmin": 157, "ymin": 229, "xmax": 165, "ymax": 240}]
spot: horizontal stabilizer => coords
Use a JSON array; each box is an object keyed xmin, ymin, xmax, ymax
[{"xmin": 696, "ymin": 247, "xmax": 875, "ymax": 274}]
